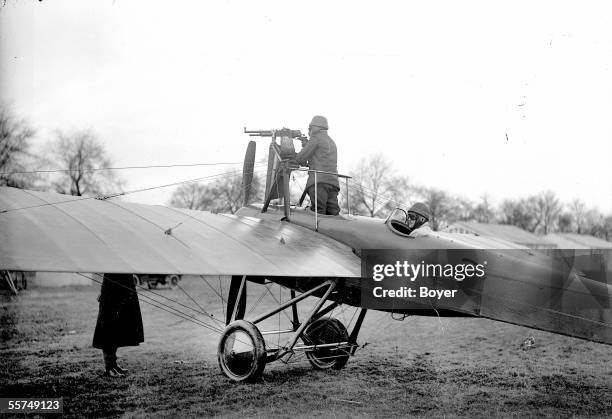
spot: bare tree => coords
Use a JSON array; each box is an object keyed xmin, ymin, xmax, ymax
[
  {"xmin": 569, "ymin": 198, "xmax": 587, "ymax": 234},
  {"xmin": 557, "ymin": 212, "xmax": 573, "ymax": 233},
  {"xmin": 214, "ymin": 171, "xmax": 260, "ymax": 214},
  {"xmin": 602, "ymin": 215, "xmax": 612, "ymax": 241},
  {"xmin": 527, "ymin": 191, "xmax": 562, "ymax": 234},
  {"xmin": 0, "ymin": 105, "xmax": 38, "ymax": 188},
  {"xmin": 471, "ymin": 194, "xmax": 495, "ymax": 223},
  {"xmin": 453, "ymin": 197, "xmax": 478, "ymax": 222},
  {"xmin": 416, "ymin": 187, "xmax": 455, "ymax": 231},
  {"xmin": 47, "ymin": 130, "xmax": 123, "ymax": 196},
  {"xmin": 499, "ymin": 198, "xmax": 537, "ymax": 231},
  {"xmin": 348, "ymin": 154, "xmax": 412, "ymax": 217},
  {"xmin": 585, "ymin": 211, "xmax": 604, "ymax": 238},
  {"xmin": 169, "ymin": 171, "xmax": 262, "ymax": 214},
  {"xmin": 578, "ymin": 208, "xmax": 612, "ymax": 240},
  {"xmin": 168, "ymin": 183, "xmax": 216, "ymax": 210}
]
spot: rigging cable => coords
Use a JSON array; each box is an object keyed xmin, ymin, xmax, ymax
[
  {"xmin": 0, "ymin": 161, "xmax": 245, "ymax": 176},
  {"xmin": 0, "ymin": 165, "xmax": 267, "ymax": 214},
  {"xmin": 84, "ymin": 273, "xmax": 224, "ymax": 334}
]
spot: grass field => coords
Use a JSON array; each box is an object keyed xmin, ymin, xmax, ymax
[{"xmin": 1, "ymin": 277, "xmax": 611, "ymax": 418}]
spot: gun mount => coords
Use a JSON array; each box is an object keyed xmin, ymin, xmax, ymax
[{"xmin": 243, "ymin": 126, "xmax": 351, "ymax": 227}]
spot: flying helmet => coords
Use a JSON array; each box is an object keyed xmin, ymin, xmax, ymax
[
  {"xmin": 407, "ymin": 202, "xmax": 430, "ymax": 221},
  {"xmin": 309, "ymin": 115, "xmax": 328, "ymax": 130}
]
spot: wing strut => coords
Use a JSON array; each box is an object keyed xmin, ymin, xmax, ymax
[{"xmin": 225, "ymin": 275, "xmax": 247, "ymax": 324}]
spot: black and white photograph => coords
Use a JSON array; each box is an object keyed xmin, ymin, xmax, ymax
[{"xmin": 1, "ymin": 1, "xmax": 611, "ymax": 417}]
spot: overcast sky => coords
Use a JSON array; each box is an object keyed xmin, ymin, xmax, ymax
[{"xmin": 1, "ymin": 1, "xmax": 611, "ymax": 212}]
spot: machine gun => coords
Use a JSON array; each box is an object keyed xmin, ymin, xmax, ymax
[
  {"xmin": 243, "ymin": 127, "xmax": 306, "ymax": 160},
  {"xmin": 244, "ymin": 127, "xmax": 307, "ymax": 142},
  {"xmin": 243, "ymin": 127, "xmax": 306, "ymax": 216}
]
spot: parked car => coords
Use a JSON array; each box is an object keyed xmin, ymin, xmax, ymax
[{"xmin": 133, "ymin": 274, "xmax": 181, "ymax": 289}]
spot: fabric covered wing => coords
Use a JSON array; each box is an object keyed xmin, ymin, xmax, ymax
[{"xmin": 0, "ymin": 187, "xmax": 360, "ymax": 277}]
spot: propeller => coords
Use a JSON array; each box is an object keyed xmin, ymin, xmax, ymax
[{"xmin": 242, "ymin": 141, "xmax": 256, "ymax": 206}]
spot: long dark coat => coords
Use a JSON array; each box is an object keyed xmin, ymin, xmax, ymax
[{"xmin": 93, "ymin": 273, "xmax": 144, "ymax": 349}]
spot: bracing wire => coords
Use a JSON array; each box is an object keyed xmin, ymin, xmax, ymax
[
  {"xmin": 0, "ymin": 161, "xmax": 245, "ymax": 176},
  {"xmin": 262, "ymin": 281, "xmax": 295, "ymax": 324},
  {"xmin": 289, "ymin": 169, "xmax": 408, "ymax": 214},
  {"xmin": 0, "ymin": 165, "xmax": 267, "ymax": 214},
  {"xmin": 200, "ymin": 276, "xmax": 228, "ymax": 307},
  {"xmin": 175, "ymin": 281, "xmax": 216, "ymax": 322},
  {"xmin": 93, "ymin": 272, "xmax": 224, "ymax": 327},
  {"xmin": 85, "ymin": 273, "xmax": 224, "ymax": 334},
  {"xmin": 86, "ymin": 273, "xmax": 284, "ymax": 349},
  {"xmin": 245, "ymin": 283, "xmax": 273, "ymax": 318},
  {"xmin": 348, "ymin": 181, "xmax": 408, "ymax": 210},
  {"xmin": 217, "ymin": 276, "xmax": 225, "ymax": 318},
  {"xmin": 85, "ymin": 273, "xmax": 369, "ymax": 358}
]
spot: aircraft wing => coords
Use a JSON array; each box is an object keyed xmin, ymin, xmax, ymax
[{"xmin": 0, "ymin": 187, "xmax": 360, "ymax": 277}]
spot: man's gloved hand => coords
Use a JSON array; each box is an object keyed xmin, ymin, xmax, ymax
[{"xmin": 298, "ymin": 135, "xmax": 309, "ymax": 148}]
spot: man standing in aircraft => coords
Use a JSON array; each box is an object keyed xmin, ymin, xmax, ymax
[
  {"xmin": 296, "ymin": 115, "xmax": 340, "ymax": 215},
  {"xmin": 407, "ymin": 202, "xmax": 432, "ymax": 236}
]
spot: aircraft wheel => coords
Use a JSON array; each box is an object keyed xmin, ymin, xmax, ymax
[
  {"xmin": 303, "ymin": 318, "xmax": 350, "ymax": 370},
  {"xmin": 218, "ymin": 320, "xmax": 266, "ymax": 382}
]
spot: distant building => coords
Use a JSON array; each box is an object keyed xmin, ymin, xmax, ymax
[
  {"xmin": 445, "ymin": 221, "xmax": 556, "ymax": 249},
  {"xmin": 543, "ymin": 233, "xmax": 612, "ymax": 249}
]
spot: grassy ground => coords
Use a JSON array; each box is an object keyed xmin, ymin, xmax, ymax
[{"xmin": 1, "ymin": 277, "xmax": 611, "ymax": 418}]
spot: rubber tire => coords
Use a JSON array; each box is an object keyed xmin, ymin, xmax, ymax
[
  {"xmin": 303, "ymin": 318, "xmax": 350, "ymax": 370},
  {"xmin": 168, "ymin": 275, "xmax": 180, "ymax": 287},
  {"xmin": 218, "ymin": 320, "xmax": 266, "ymax": 382}
]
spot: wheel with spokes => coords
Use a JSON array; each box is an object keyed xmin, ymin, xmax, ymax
[
  {"xmin": 168, "ymin": 274, "xmax": 180, "ymax": 288},
  {"xmin": 218, "ymin": 320, "xmax": 266, "ymax": 382},
  {"xmin": 303, "ymin": 318, "xmax": 350, "ymax": 370}
]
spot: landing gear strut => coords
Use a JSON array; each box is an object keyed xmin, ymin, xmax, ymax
[{"xmin": 217, "ymin": 276, "xmax": 367, "ymax": 382}]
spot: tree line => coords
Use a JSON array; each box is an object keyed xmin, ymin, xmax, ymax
[
  {"xmin": 1, "ymin": 106, "xmax": 122, "ymax": 196},
  {"xmin": 348, "ymin": 154, "xmax": 612, "ymax": 240},
  {"xmin": 3, "ymin": 105, "xmax": 611, "ymax": 240}
]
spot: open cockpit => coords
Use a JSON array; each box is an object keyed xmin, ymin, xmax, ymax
[{"xmin": 385, "ymin": 208, "xmax": 414, "ymax": 237}]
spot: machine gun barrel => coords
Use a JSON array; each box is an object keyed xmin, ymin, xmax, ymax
[{"xmin": 244, "ymin": 127, "xmax": 305, "ymax": 139}]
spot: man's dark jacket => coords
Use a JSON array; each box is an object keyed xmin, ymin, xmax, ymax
[
  {"xmin": 93, "ymin": 274, "xmax": 144, "ymax": 349},
  {"xmin": 296, "ymin": 129, "xmax": 339, "ymax": 189}
]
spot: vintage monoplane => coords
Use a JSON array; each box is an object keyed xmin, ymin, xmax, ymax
[{"xmin": 0, "ymin": 127, "xmax": 610, "ymax": 381}]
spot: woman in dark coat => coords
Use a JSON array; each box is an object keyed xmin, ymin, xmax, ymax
[{"xmin": 93, "ymin": 273, "xmax": 144, "ymax": 377}]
